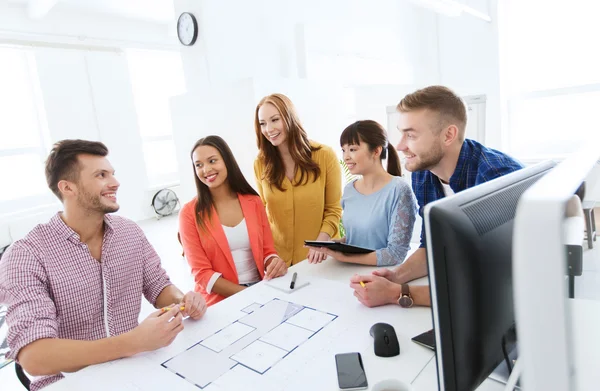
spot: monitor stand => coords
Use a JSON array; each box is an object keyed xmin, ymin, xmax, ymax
[{"xmin": 489, "ymin": 346, "xmax": 520, "ymax": 389}]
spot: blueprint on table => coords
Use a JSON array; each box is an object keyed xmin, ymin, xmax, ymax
[{"xmin": 161, "ymin": 298, "xmax": 337, "ymax": 389}]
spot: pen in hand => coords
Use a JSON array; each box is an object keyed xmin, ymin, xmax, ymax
[{"xmin": 161, "ymin": 305, "xmax": 185, "ymax": 312}]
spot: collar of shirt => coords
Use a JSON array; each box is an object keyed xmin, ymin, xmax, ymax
[
  {"xmin": 48, "ymin": 213, "xmax": 115, "ymax": 245},
  {"xmin": 448, "ymin": 140, "xmax": 477, "ymax": 192}
]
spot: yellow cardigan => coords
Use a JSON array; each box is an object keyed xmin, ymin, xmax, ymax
[{"xmin": 254, "ymin": 141, "xmax": 342, "ymax": 266}]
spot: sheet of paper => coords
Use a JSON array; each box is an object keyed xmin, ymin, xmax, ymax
[
  {"xmin": 231, "ymin": 340, "xmax": 288, "ymax": 374},
  {"xmin": 238, "ymin": 299, "xmax": 302, "ymax": 329},
  {"xmin": 201, "ymin": 322, "xmax": 255, "ymax": 352},
  {"xmin": 286, "ymin": 307, "xmax": 336, "ymax": 332},
  {"xmin": 114, "ymin": 357, "xmax": 196, "ymax": 391},
  {"xmin": 241, "ymin": 303, "xmax": 263, "ymax": 313},
  {"xmin": 211, "ymin": 363, "xmax": 285, "ymax": 391},
  {"xmin": 153, "ymin": 299, "xmax": 339, "ymax": 390},
  {"xmin": 140, "ymin": 328, "xmax": 201, "ymax": 364},
  {"xmin": 259, "ymin": 322, "xmax": 315, "ymax": 352},
  {"xmin": 163, "ymin": 344, "xmax": 236, "ymax": 388},
  {"xmin": 61, "ymin": 356, "xmax": 196, "ymax": 391},
  {"xmin": 265, "ymin": 274, "xmax": 310, "ymax": 294}
]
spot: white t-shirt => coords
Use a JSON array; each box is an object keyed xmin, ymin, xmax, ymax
[{"xmin": 439, "ymin": 178, "xmax": 455, "ymax": 197}]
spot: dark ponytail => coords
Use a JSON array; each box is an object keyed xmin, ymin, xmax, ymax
[
  {"xmin": 340, "ymin": 119, "xmax": 402, "ymax": 177},
  {"xmin": 385, "ymin": 144, "xmax": 402, "ymax": 176}
]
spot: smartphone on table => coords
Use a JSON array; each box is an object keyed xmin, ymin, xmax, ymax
[{"xmin": 335, "ymin": 352, "xmax": 368, "ymax": 390}]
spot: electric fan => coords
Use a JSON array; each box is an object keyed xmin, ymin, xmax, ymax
[{"xmin": 151, "ymin": 188, "xmax": 180, "ymax": 218}]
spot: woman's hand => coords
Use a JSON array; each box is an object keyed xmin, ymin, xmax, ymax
[
  {"xmin": 264, "ymin": 256, "xmax": 288, "ymax": 280},
  {"xmin": 311, "ymin": 247, "xmax": 349, "ymax": 263},
  {"xmin": 307, "ymin": 232, "xmax": 331, "ymax": 263},
  {"xmin": 307, "ymin": 247, "xmax": 328, "ymax": 264}
]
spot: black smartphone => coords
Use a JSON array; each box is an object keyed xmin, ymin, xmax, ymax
[
  {"xmin": 411, "ymin": 328, "xmax": 436, "ymax": 350},
  {"xmin": 334, "ymin": 352, "xmax": 368, "ymax": 390}
]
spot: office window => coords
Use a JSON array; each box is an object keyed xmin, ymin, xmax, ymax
[
  {"xmin": 0, "ymin": 47, "xmax": 50, "ymax": 209},
  {"xmin": 126, "ymin": 49, "xmax": 186, "ymax": 188},
  {"xmin": 502, "ymin": 0, "xmax": 600, "ymax": 159}
]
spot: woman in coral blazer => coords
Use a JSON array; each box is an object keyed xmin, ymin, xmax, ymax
[{"xmin": 179, "ymin": 135, "xmax": 287, "ymax": 306}]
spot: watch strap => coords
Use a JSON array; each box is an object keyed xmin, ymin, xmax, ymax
[{"xmin": 401, "ymin": 283, "xmax": 410, "ymax": 296}]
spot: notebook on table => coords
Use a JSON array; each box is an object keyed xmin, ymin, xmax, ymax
[{"xmin": 265, "ymin": 273, "xmax": 310, "ymax": 294}]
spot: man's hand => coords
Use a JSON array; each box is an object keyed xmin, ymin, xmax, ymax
[
  {"xmin": 349, "ymin": 274, "xmax": 401, "ymax": 308},
  {"xmin": 130, "ymin": 306, "xmax": 184, "ymax": 353},
  {"xmin": 181, "ymin": 291, "xmax": 207, "ymax": 320},
  {"xmin": 264, "ymin": 256, "xmax": 287, "ymax": 280},
  {"xmin": 371, "ymin": 268, "xmax": 401, "ymax": 284}
]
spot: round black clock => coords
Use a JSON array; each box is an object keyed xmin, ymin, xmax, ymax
[{"xmin": 177, "ymin": 12, "xmax": 198, "ymax": 46}]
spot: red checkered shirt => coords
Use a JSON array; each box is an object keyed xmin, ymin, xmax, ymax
[{"xmin": 0, "ymin": 213, "xmax": 172, "ymax": 390}]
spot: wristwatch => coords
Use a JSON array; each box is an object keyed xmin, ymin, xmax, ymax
[{"xmin": 398, "ymin": 284, "xmax": 414, "ymax": 308}]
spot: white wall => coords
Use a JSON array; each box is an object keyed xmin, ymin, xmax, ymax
[
  {"xmin": 436, "ymin": 0, "xmax": 503, "ymax": 149},
  {"xmin": 3, "ymin": 0, "xmax": 507, "ymax": 234},
  {"xmin": 172, "ymin": 0, "xmax": 441, "ymax": 205},
  {"xmin": 170, "ymin": 79, "xmax": 258, "ymax": 204},
  {"xmin": 86, "ymin": 51, "xmax": 152, "ymax": 220}
]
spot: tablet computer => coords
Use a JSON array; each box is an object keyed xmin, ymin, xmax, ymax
[{"xmin": 304, "ymin": 241, "xmax": 375, "ymax": 254}]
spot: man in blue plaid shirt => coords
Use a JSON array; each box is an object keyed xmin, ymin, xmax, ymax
[{"xmin": 350, "ymin": 86, "xmax": 523, "ymax": 308}]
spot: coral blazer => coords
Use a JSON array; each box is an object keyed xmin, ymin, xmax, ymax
[{"xmin": 178, "ymin": 193, "xmax": 277, "ymax": 306}]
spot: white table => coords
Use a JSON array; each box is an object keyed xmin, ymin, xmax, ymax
[
  {"xmin": 44, "ymin": 255, "xmax": 600, "ymax": 391},
  {"xmin": 46, "ymin": 255, "xmax": 435, "ymax": 391}
]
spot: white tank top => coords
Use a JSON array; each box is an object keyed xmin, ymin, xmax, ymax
[{"xmin": 222, "ymin": 219, "xmax": 260, "ymax": 284}]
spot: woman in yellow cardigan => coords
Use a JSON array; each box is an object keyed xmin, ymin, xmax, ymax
[{"xmin": 254, "ymin": 93, "xmax": 342, "ymax": 266}]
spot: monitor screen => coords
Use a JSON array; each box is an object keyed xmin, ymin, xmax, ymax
[{"xmin": 424, "ymin": 161, "xmax": 555, "ymax": 391}]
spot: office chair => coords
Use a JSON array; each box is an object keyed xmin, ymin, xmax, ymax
[
  {"xmin": 177, "ymin": 232, "xmax": 185, "ymax": 257},
  {"xmin": 565, "ymin": 194, "xmax": 585, "ymax": 298},
  {"xmin": 15, "ymin": 362, "xmax": 30, "ymax": 390},
  {"xmin": 582, "ymin": 200, "xmax": 597, "ymax": 249}
]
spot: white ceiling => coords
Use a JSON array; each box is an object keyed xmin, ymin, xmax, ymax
[{"xmin": 6, "ymin": 0, "xmax": 175, "ymax": 23}]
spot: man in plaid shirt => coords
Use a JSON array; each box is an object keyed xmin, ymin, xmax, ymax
[
  {"xmin": 0, "ymin": 140, "xmax": 207, "ymax": 390},
  {"xmin": 349, "ymin": 86, "xmax": 523, "ymax": 308}
]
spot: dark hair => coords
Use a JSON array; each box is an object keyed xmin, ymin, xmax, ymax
[
  {"xmin": 397, "ymin": 85, "xmax": 467, "ymax": 141},
  {"xmin": 254, "ymin": 93, "xmax": 321, "ymax": 191},
  {"xmin": 340, "ymin": 120, "xmax": 402, "ymax": 177},
  {"xmin": 45, "ymin": 139, "xmax": 109, "ymax": 201},
  {"xmin": 191, "ymin": 135, "xmax": 258, "ymax": 232}
]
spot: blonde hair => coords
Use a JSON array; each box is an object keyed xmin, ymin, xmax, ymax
[{"xmin": 397, "ymin": 86, "xmax": 467, "ymax": 140}]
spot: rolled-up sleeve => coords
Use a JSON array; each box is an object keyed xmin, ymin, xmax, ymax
[
  {"xmin": 0, "ymin": 244, "xmax": 58, "ymax": 361},
  {"xmin": 139, "ymin": 231, "xmax": 172, "ymax": 306}
]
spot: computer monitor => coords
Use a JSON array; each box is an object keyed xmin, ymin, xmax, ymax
[
  {"xmin": 513, "ymin": 143, "xmax": 600, "ymax": 391},
  {"xmin": 424, "ymin": 160, "xmax": 556, "ymax": 391}
]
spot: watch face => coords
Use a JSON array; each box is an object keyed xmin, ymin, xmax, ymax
[
  {"xmin": 177, "ymin": 12, "xmax": 198, "ymax": 46},
  {"xmin": 399, "ymin": 296, "xmax": 413, "ymax": 308}
]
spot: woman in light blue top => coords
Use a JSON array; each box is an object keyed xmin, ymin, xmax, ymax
[{"xmin": 315, "ymin": 120, "xmax": 417, "ymax": 266}]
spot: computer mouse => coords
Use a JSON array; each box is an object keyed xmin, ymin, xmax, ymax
[{"xmin": 369, "ymin": 322, "xmax": 400, "ymax": 357}]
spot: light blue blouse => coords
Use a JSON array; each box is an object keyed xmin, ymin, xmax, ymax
[{"xmin": 341, "ymin": 176, "xmax": 417, "ymax": 266}]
